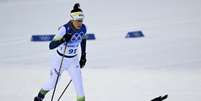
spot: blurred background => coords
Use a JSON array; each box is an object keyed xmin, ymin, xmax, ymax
[{"xmin": 0, "ymin": 0, "xmax": 201, "ymax": 101}]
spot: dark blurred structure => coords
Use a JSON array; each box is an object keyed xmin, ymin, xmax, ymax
[{"xmin": 151, "ymin": 94, "xmax": 168, "ymax": 101}]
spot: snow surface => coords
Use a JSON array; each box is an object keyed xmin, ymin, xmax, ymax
[{"xmin": 0, "ymin": 0, "xmax": 201, "ymax": 101}]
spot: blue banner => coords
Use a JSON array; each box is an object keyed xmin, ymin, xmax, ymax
[
  {"xmin": 125, "ymin": 31, "xmax": 144, "ymax": 38},
  {"xmin": 31, "ymin": 33, "xmax": 96, "ymax": 42}
]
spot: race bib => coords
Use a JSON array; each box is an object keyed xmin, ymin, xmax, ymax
[{"xmin": 58, "ymin": 43, "xmax": 79, "ymax": 56}]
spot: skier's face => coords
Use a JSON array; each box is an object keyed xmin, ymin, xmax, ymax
[{"xmin": 72, "ymin": 20, "xmax": 83, "ymax": 29}]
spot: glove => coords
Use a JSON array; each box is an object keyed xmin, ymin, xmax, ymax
[
  {"xmin": 63, "ymin": 33, "xmax": 72, "ymax": 42},
  {"xmin": 79, "ymin": 53, "xmax": 86, "ymax": 68}
]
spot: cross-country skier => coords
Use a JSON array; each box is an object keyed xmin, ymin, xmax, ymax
[{"xmin": 34, "ymin": 3, "xmax": 87, "ymax": 101}]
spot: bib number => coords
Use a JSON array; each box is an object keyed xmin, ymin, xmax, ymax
[{"xmin": 68, "ymin": 49, "xmax": 77, "ymax": 54}]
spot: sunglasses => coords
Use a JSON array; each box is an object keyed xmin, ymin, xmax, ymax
[{"xmin": 77, "ymin": 20, "xmax": 83, "ymax": 22}]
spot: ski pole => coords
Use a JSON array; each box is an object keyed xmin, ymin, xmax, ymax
[
  {"xmin": 57, "ymin": 79, "xmax": 72, "ymax": 101},
  {"xmin": 51, "ymin": 44, "xmax": 67, "ymax": 101}
]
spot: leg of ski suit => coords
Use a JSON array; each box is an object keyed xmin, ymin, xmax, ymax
[{"xmin": 42, "ymin": 53, "xmax": 85, "ymax": 101}]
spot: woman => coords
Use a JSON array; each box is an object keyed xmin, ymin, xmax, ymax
[{"xmin": 34, "ymin": 3, "xmax": 87, "ymax": 101}]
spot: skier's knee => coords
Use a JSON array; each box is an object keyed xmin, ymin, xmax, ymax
[{"xmin": 77, "ymin": 96, "xmax": 85, "ymax": 101}]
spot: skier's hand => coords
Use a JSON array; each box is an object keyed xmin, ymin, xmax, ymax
[
  {"xmin": 63, "ymin": 33, "xmax": 72, "ymax": 42},
  {"xmin": 79, "ymin": 53, "xmax": 86, "ymax": 68}
]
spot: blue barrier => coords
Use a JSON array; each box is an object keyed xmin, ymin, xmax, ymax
[
  {"xmin": 85, "ymin": 33, "xmax": 96, "ymax": 40},
  {"xmin": 125, "ymin": 31, "xmax": 144, "ymax": 38},
  {"xmin": 31, "ymin": 33, "xmax": 96, "ymax": 42},
  {"xmin": 31, "ymin": 34, "xmax": 54, "ymax": 42}
]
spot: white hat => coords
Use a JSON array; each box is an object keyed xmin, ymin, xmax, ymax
[
  {"xmin": 70, "ymin": 3, "xmax": 84, "ymax": 20},
  {"xmin": 70, "ymin": 11, "xmax": 84, "ymax": 20}
]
